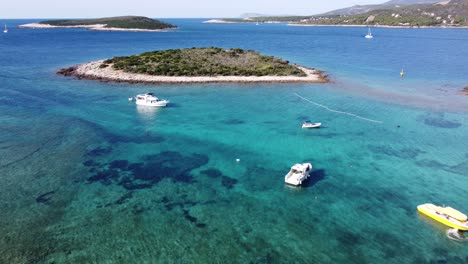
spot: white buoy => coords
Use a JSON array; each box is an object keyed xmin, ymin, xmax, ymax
[{"xmin": 236, "ymin": 158, "xmax": 240, "ymax": 162}]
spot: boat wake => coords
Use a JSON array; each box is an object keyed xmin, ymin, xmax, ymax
[
  {"xmin": 294, "ymin": 93, "xmax": 383, "ymax": 124},
  {"xmin": 446, "ymin": 229, "xmax": 468, "ymax": 242}
]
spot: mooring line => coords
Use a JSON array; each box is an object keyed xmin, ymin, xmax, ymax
[{"xmin": 294, "ymin": 93, "xmax": 383, "ymax": 124}]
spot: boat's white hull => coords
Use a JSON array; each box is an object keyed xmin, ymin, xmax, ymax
[
  {"xmin": 135, "ymin": 100, "xmax": 168, "ymax": 107},
  {"xmin": 302, "ymin": 122, "xmax": 321, "ymax": 128},
  {"xmin": 285, "ymin": 163, "xmax": 312, "ymax": 186},
  {"xmin": 365, "ymin": 35, "xmax": 373, "ymax": 39}
]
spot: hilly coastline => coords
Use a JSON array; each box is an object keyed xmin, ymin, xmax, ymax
[{"xmin": 210, "ymin": 0, "xmax": 468, "ymax": 27}]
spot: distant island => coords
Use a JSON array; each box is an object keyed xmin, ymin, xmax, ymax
[
  {"xmin": 18, "ymin": 16, "xmax": 177, "ymax": 32},
  {"xmin": 58, "ymin": 47, "xmax": 328, "ymax": 84},
  {"xmin": 461, "ymin": 86, "xmax": 468, "ymax": 95},
  {"xmin": 208, "ymin": 0, "xmax": 468, "ymax": 28}
]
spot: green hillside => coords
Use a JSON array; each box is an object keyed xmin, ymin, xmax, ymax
[
  {"xmin": 298, "ymin": 0, "xmax": 468, "ymax": 27},
  {"xmin": 101, "ymin": 47, "xmax": 306, "ymax": 77}
]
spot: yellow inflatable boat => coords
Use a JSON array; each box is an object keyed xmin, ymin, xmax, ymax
[{"xmin": 417, "ymin": 203, "xmax": 468, "ymax": 231}]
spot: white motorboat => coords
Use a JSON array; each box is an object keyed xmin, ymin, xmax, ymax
[
  {"xmin": 302, "ymin": 121, "xmax": 321, "ymax": 128},
  {"xmin": 134, "ymin": 93, "xmax": 169, "ymax": 107},
  {"xmin": 284, "ymin": 163, "xmax": 312, "ymax": 186},
  {"xmin": 365, "ymin": 27, "xmax": 373, "ymax": 39}
]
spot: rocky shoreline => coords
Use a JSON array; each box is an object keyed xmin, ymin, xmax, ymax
[{"xmin": 58, "ymin": 60, "xmax": 329, "ymax": 84}]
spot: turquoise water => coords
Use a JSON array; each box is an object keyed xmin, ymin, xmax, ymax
[{"xmin": 1, "ymin": 19, "xmax": 468, "ymax": 263}]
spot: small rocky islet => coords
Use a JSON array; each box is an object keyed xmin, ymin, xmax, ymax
[
  {"xmin": 18, "ymin": 16, "xmax": 177, "ymax": 31},
  {"xmin": 57, "ymin": 47, "xmax": 328, "ymax": 84}
]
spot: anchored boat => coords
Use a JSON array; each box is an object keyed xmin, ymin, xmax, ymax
[
  {"xmin": 133, "ymin": 93, "xmax": 169, "ymax": 107},
  {"xmin": 417, "ymin": 203, "xmax": 468, "ymax": 231},
  {"xmin": 284, "ymin": 163, "xmax": 312, "ymax": 186},
  {"xmin": 365, "ymin": 27, "xmax": 373, "ymax": 39},
  {"xmin": 302, "ymin": 121, "xmax": 321, "ymax": 129}
]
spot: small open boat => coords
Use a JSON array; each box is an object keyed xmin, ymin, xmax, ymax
[
  {"xmin": 417, "ymin": 203, "xmax": 468, "ymax": 231},
  {"xmin": 284, "ymin": 163, "xmax": 312, "ymax": 186},
  {"xmin": 302, "ymin": 121, "xmax": 321, "ymax": 129},
  {"xmin": 446, "ymin": 228, "xmax": 468, "ymax": 242}
]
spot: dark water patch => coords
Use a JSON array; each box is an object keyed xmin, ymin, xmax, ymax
[
  {"xmin": 313, "ymin": 132, "xmax": 339, "ymax": 139},
  {"xmin": 109, "ymin": 160, "xmax": 129, "ymax": 170},
  {"xmin": 118, "ymin": 178, "xmax": 152, "ymax": 190},
  {"xmin": 161, "ymin": 196, "xmax": 170, "ymax": 204},
  {"xmin": 201, "ymin": 168, "xmax": 237, "ymax": 189},
  {"xmin": 335, "ymin": 229, "xmax": 363, "ymax": 246},
  {"xmin": 164, "ymin": 200, "xmax": 197, "ymax": 211},
  {"xmin": 166, "ymin": 103, "xmax": 181, "ymax": 108},
  {"xmin": 222, "ymin": 118, "xmax": 245, "ymax": 125},
  {"xmin": 36, "ymin": 191, "xmax": 55, "ymax": 204},
  {"xmin": 182, "ymin": 209, "xmax": 197, "ymax": 223},
  {"xmin": 369, "ymin": 145, "xmax": 425, "ymax": 159},
  {"xmin": 74, "ymin": 117, "xmax": 165, "ymax": 145},
  {"xmin": 296, "ymin": 115, "xmax": 309, "ymax": 121},
  {"xmin": 88, "ymin": 169, "xmax": 119, "ymax": 185},
  {"xmin": 448, "ymin": 160, "xmax": 468, "ymax": 175},
  {"xmin": 423, "ymin": 113, "xmax": 461, "ymax": 129},
  {"xmin": 372, "ymin": 230, "xmax": 413, "ymax": 259},
  {"xmin": 162, "ymin": 198, "xmax": 207, "ymax": 227},
  {"xmin": 242, "ymin": 166, "xmax": 284, "ymax": 192},
  {"xmin": 263, "ymin": 120, "xmax": 278, "ymax": 124},
  {"xmin": 303, "ymin": 168, "xmax": 326, "ymax": 188},
  {"xmin": 86, "ymin": 146, "xmax": 112, "ymax": 157},
  {"xmin": 88, "ymin": 168, "xmax": 97, "ymax": 173},
  {"xmin": 375, "ymin": 188, "xmax": 413, "ymax": 216},
  {"xmin": 432, "ymin": 247, "xmax": 448, "ymax": 256},
  {"xmin": 109, "ymin": 133, "xmax": 165, "ymax": 144},
  {"xmin": 415, "ymin": 159, "xmax": 447, "ymax": 169},
  {"xmin": 200, "ymin": 168, "xmax": 223, "ymax": 178},
  {"xmin": 430, "ymin": 259, "xmax": 448, "ymax": 264},
  {"xmin": 416, "ymin": 158, "xmax": 468, "ymax": 176},
  {"xmin": 221, "ymin": 176, "xmax": 238, "ymax": 189},
  {"xmin": 115, "ymin": 192, "xmax": 133, "ymax": 205},
  {"xmin": 83, "ymin": 159, "xmax": 97, "ymax": 166},
  {"xmin": 127, "ymin": 162, "xmax": 144, "ymax": 171},
  {"xmin": 87, "ymin": 151, "xmax": 208, "ymax": 190}
]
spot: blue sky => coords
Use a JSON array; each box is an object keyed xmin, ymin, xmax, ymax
[{"xmin": 1, "ymin": 0, "xmax": 386, "ymax": 18}]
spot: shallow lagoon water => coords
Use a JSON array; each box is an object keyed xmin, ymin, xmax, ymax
[{"xmin": 0, "ymin": 19, "xmax": 468, "ymax": 263}]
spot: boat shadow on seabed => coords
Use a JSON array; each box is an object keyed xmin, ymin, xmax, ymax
[{"xmin": 301, "ymin": 168, "xmax": 326, "ymax": 189}]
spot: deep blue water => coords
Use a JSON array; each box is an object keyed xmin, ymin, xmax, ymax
[{"xmin": 1, "ymin": 19, "xmax": 468, "ymax": 263}]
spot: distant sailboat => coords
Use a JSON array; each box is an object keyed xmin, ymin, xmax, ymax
[
  {"xmin": 365, "ymin": 27, "xmax": 373, "ymax": 39},
  {"xmin": 3, "ymin": 24, "xmax": 7, "ymax": 33},
  {"xmin": 400, "ymin": 68, "xmax": 404, "ymax": 78}
]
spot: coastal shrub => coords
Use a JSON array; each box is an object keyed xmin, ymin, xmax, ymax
[{"xmin": 108, "ymin": 47, "xmax": 306, "ymax": 77}]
